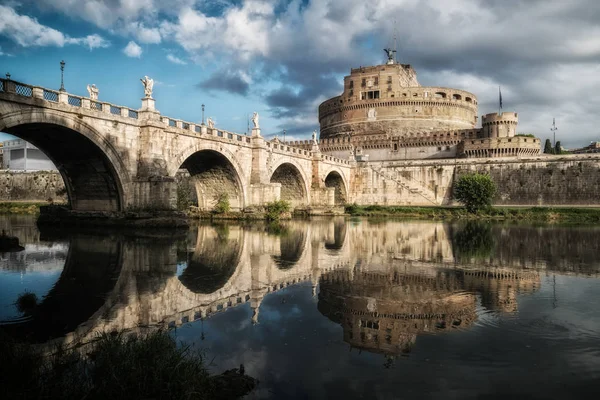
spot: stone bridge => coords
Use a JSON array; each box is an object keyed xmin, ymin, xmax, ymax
[{"xmin": 0, "ymin": 78, "xmax": 352, "ymax": 212}]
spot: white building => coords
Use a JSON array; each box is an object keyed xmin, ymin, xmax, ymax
[{"xmin": 2, "ymin": 139, "xmax": 57, "ymax": 171}]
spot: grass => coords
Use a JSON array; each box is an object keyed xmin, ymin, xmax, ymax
[
  {"xmin": 0, "ymin": 330, "xmax": 256, "ymax": 400},
  {"xmin": 344, "ymin": 204, "xmax": 600, "ymax": 223}
]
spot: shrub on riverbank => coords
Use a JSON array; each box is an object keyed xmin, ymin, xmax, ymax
[
  {"xmin": 0, "ymin": 331, "xmax": 256, "ymax": 400},
  {"xmin": 454, "ymin": 173, "xmax": 497, "ymax": 213},
  {"xmin": 265, "ymin": 200, "xmax": 291, "ymax": 221}
]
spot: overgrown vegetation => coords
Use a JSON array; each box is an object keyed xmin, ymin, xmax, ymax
[
  {"xmin": 177, "ymin": 184, "xmax": 194, "ymax": 210},
  {"xmin": 213, "ymin": 193, "xmax": 231, "ymax": 214},
  {"xmin": 454, "ymin": 173, "xmax": 497, "ymax": 213},
  {"xmin": 264, "ymin": 200, "xmax": 291, "ymax": 221},
  {"xmin": 0, "ymin": 330, "xmax": 256, "ymax": 400},
  {"xmin": 515, "ymin": 133, "xmax": 535, "ymax": 138},
  {"xmin": 344, "ymin": 204, "xmax": 600, "ymax": 223}
]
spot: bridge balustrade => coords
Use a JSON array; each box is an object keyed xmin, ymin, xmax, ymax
[
  {"xmin": 68, "ymin": 95, "xmax": 82, "ymax": 107},
  {"xmin": 43, "ymin": 89, "xmax": 59, "ymax": 102}
]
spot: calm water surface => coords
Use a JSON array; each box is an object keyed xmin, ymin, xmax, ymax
[{"xmin": 1, "ymin": 215, "xmax": 600, "ymax": 399}]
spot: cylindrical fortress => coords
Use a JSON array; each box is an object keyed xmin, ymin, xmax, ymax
[
  {"xmin": 481, "ymin": 112, "xmax": 519, "ymax": 138},
  {"xmin": 318, "ymin": 63, "xmax": 479, "ymax": 139}
]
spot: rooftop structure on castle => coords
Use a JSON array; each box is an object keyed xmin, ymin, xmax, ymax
[{"xmin": 308, "ymin": 51, "xmax": 541, "ymax": 160}]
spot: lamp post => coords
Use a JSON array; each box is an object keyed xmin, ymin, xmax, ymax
[
  {"xmin": 283, "ymin": 129, "xmax": 286, "ymax": 143},
  {"xmin": 59, "ymin": 60, "xmax": 65, "ymax": 92},
  {"xmin": 5, "ymin": 72, "xmax": 10, "ymax": 80},
  {"xmin": 201, "ymin": 104, "xmax": 205, "ymax": 125}
]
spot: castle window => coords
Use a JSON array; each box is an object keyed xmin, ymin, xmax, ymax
[
  {"xmin": 366, "ymin": 90, "xmax": 380, "ymax": 99},
  {"xmin": 446, "ymin": 146, "xmax": 451, "ymax": 150},
  {"xmin": 387, "ymin": 76, "xmax": 392, "ymax": 84},
  {"xmin": 403, "ymin": 93, "xmax": 407, "ymax": 97},
  {"xmin": 393, "ymin": 143, "xmax": 398, "ymax": 151},
  {"xmin": 437, "ymin": 147, "xmax": 442, "ymax": 151},
  {"xmin": 453, "ymin": 94, "xmax": 462, "ymax": 100},
  {"xmin": 374, "ymin": 77, "xmax": 379, "ymax": 86},
  {"xmin": 424, "ymin": 91, "xmax": 429, "ymax": 98},
  {"xmin": 435, "ymin": 92, "xmax": 447, "ymax": 99},
  {"xmin": 508, "ymin": 139, "xmax": 512, "ymax": 142},
  {"xmin": 361, "ymin": 78, "xmax": 366, "ymax": 87},
  {"xmin": 387, "ymin": 85, "xmax": 392, "ymax": 92},
  {"xmin": 413, "ymin": 93, "xmax": 418, "ymax": 97},
  {"xmin": 349, "ymin": 80, "xmax": 354, "ymax": 88},
  {"xmin": 465, "ymin": 97, "xmax": 472, "ymax": 103},
  {"xmin": 349, "ymin": 89, "xmax": 353, "ymax": 96}
]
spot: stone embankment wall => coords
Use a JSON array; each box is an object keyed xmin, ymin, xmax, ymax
[
  {"xmin": 351, "ymin": 154, "xmax": 600, "ymax": 206},
  {"xmin": 0, "ymin": 170, "xmax": 67, "ymax": 202}
]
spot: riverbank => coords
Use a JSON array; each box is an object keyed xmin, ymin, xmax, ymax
[
  {"xmin": 345, "ymin": 204, "xmax": 600, "ymax": 223},
  {"xmin": 0, "ymin": 330, "xmax": 256, "ymax": 399},
  {"xmin": 4, "ymin": 201, "xmax": 600, "ymax": 224}
]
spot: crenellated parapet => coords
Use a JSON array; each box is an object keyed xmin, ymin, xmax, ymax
[{"xmin": 481, "ymin": 112, "xmax": 519, "ymax": 138}]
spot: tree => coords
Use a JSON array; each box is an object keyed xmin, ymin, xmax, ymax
[
  {"xmin": 555, "ymin": 141, "xmax": 562, "ymax": 154},
  {"xmin": 544, "ymin": 139, "xmax": 554, "ymax": 154},
  {"xmin": 454, "ymin": 173, "xmax": 497, "ymax": 213}
]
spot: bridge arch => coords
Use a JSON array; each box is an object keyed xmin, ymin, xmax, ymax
[
  {"xmin": 323, "ymin": 168, "xmax": 349, "ymax": 206},
  {"xmin": 269, "ymin": 160, "xmax": 309, "ymax": 207},
  {"xmin": 170, "ymin": 145, "xmax": 247, "ymax": 211},
  {"xmin": 0, "ymin": 109, "xmax": 130, "ymax": 211}
]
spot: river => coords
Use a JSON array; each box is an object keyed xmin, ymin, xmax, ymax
[{"xmin": 1, "ymin": 215, "xmax": 599, "ymax": 399}]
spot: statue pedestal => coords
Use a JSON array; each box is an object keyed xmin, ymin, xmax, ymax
[
  {"xmin": 251, "ymin": 127, "xmax": 261, "ymax": 137},
  {"xmin": 141, "ymin": 97, "xmax": 156, "ymax": 111}
]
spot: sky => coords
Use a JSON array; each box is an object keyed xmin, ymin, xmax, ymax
[{"xmin": 1, "ymin": 0, "xmax": 600, "ymax": 148}]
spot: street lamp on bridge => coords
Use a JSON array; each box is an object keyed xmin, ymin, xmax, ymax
[{"xmin": 59, "ymin": 60, "xmax": 65, "ymax": 92}]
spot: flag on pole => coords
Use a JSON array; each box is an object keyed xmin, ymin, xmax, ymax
[{"xmin": 499, "ymin": 86, "xmax": 503, "ymax": 110}]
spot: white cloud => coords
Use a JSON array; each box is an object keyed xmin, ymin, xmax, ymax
[
  {"xmin": 65, "ymin": 34, "xmax": 110, "ymax": 50},
  {"xmin": 126, "ymin": 21, "xmax": 162, "ymax": 44},
  {"xmin": 166, "ymin": 53, "xmax": 186, "ymax": 65},
  {"xmin": 0, "ymin": 5, "xmax": 110, "ymax": 49},
  {"xmin": 123, "ymin": 40, "xmax": 142, "ymax": 57}
]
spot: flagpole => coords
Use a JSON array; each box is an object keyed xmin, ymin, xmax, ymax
[{"xmin": 498, "ymin": 86, "xmax": 502, "ymax": 115}]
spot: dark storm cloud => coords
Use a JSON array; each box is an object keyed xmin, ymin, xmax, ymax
[{"xmin": 196, "ymin": 70, "xmax": 249, "ymax": 96}]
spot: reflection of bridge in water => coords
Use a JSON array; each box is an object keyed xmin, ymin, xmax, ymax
[{"xmin": 3, "ymin": 220, "xmax": 600, "ymax": 356}]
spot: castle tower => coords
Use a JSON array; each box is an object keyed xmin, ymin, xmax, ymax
[{"xmin": 482, "ymin": 112, "xmax": 518, "ymax": 138}]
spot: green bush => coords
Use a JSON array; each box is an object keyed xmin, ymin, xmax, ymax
[
  {"xmin": 454, "ymin": 173, "xmax": 497, "ymax": 213},
  {"xmin": 265, "ymin": 200, "xmax": 290, "ymax": 221},
  {"xmin": 213, "ymin": 193, "xmax": 231, "ymax": 214},
  {"xmin": 176, "ymin": 185, "xmax": 194, "ymax": 210}
]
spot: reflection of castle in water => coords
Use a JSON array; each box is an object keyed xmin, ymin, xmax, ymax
[
  {"xmin": 318, "ymin": 263, "xmax": 540, "ymax": 356},
  {"xmin": 4, "ymin": 219, "xmax": 598, "ymax": 354}
]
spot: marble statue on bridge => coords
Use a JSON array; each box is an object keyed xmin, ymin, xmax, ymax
[
  {"xmin": 140, "ymin": 76, "xmax": 154, "ymax": 98},
  {"xmin": 207, "ymin": 117, "xmax": 214, "ymax": 129},
  {"xmin": 86, "ymin": 84, "xmax": 99, "ymax": 100},
  {"xmin": 251, "ymin": 112, "xmax": 259, "ymax": 129}
]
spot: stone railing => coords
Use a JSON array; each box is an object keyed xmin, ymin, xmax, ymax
[
  {"xmin": 266, "ymin": 140, "xmax": 351, "ymax": 165},
  {"xmin": 266, "ymin": 141, "xmax": 312, "ymax": 157},
  {"xmin": 159, "ymin": 115, "xmax": 253, "ymax": 144},
  {"xmin": 0, "ymin": 78, "xmax": 141, "ymax": 122}
]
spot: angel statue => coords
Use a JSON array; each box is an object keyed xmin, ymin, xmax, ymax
[
  {"xmin": 207, "ymin": 117, "xmax": 214, "ymax": 129},
  {"xmin": 87, "ymin": 84, "xmax": 99, "ymax": 100},
  {"xmin": 312, "ymin": 130, "xmax": 318, "ymax": 143},
  {"xmin": 251, "ymin": 112, "xmax": 259, "ymax": 129},
  {"xmin": 140, "ymin": 76, "xmax": 154, "ymax": 98}
]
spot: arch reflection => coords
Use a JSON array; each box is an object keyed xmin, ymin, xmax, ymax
[{"xmin": 178, "ymin": 224, "xmax": 242, "ymax": 293}]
